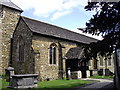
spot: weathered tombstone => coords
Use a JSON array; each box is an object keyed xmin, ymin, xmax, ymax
[
  {"xmin": 5, "ymin": 66, "xmax": 14, "ymax": 82},
  {"xmin": 67, "ymin": 68, "xmax": 71, "ymax": 80}
]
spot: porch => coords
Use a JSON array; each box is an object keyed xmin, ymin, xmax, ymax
[{"xmin": 65, "ymin": 47, "xmax": 90, "ymax": 79}]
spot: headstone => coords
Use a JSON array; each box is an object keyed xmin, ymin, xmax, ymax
[
  {"xmin": 67, "ymin": 68, "xmax": 71, "ymax": 80},
  {"xmin": 5, "ymin": 66, "xmax": 14, "ymax": 82}
]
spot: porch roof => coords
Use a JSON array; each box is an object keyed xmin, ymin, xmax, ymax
[{"xmin": 65, "ymin": 47, "xmax": 85, "ymax": 59}]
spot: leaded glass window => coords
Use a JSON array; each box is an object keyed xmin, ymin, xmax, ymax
[{"xmin": 49, "ymin": 43, "xmax": 57, "ymax": 64}]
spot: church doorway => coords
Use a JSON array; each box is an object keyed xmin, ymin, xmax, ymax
[{"xmin": 65, "ymin": 59, "xmax": 88, "ymax": 79}]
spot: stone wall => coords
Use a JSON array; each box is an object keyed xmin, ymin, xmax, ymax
[
  {"xmin": 12, "ymin": 18, "xmax": 34, "ymax": 74},
  {"xmin": 98, "ymin": 55, "xmax": 114, "ymax": 75},
  {"xmin": 0, "ymin": 5, "xmax": 2, "ymax": 74},
  {"xmin": 89, "ymin": 54, "xmax": 114, "ymax": 76},
  {"xmin": 32, "ymin": 35, "xmax": 77, "ymax": 80},
  {"xmin": 1, "ymin": 6, "xmax": 21, "ymax": 73}
]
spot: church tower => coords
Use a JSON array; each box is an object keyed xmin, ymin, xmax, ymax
[{"xmin": 0, "ymin": 0, "xmax": 23, "ymax": 73}]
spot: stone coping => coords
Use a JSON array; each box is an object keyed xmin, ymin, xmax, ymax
[{"xmin": 12, "ymin": 74, "xmax": 38, "ymax": 77}]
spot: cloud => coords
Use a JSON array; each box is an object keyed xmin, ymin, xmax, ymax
[
  {"xmin": 51, "ymin": 10, "xmax": 71, "ymax": 20},
  {"xmin": 11, "ymin": 0, "xmax": 88, "ymax": 20}
]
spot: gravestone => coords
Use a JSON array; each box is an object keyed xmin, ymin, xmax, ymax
[
  {"xmin": 67, "ymin": 68, "xmax": 72, "ymax": 80},
  {"xmin": 5, "ymin": 66, "xmax": 14, "ymax": 82}
]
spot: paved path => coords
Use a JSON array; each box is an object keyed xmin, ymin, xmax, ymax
[
  {"xmin": 70, "ymin": 78, "xmax": 114, "ymax": 90},
  {"xmin": 82, "ymin": 78, "xmax": 113, "ymax": 88}
]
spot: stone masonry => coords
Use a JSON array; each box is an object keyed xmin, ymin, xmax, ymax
[
  {"xmin": 89, "ymin": 54, "xmax": 114, "ymax": 76},
  {"xmin": 0, "ymin": 5, "xmax": 2, "ymax": 73},
  {"xmin": 12, "ymin": 18, "xmax": 33, "ymax": 74},
  {"xmin": 1, "ymin": 6, "xmax": 21, "ymax": 73},
  {"xmin": 32, "ymin": 35, "xmax": 77, "ymax": 80}
]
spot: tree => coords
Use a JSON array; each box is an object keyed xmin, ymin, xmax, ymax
[{"xmin": 79, "ymin": 1, "xmax": 120, "ymax": 60}]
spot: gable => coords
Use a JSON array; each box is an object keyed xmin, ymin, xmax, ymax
[
  {"xmin": 13, "ymin": 17, "xmax": 32, "ymax": 40},
  {"xmin": 65, "ymin": 47, "xmax": 84, "ymax": 59}
]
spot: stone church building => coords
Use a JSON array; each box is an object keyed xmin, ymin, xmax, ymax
[{"xmin": 0, "ymin": 0, "xmax": 114, "ymax": 80}]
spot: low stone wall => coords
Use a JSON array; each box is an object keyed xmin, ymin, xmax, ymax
[
  {"xmin": 86, "ymin": 70, "xmax": 90, "ymax": 78},
  {"xmin": 71, "ymin": 70, "xmax": 91, "ymax": 79},
  {"xmin": 71, "ymin": 71, "xmax": 82, "ymax": 79},
  {"xmin": 92, "ymin": 70, "xmax": 98, "ymax": 76}
]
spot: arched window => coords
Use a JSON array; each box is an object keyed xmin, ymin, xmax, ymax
[
  {"xmin": 17, "ymin": 36, "xmax": 24, "ymax": 62},
  {"xmin": 49, "ymin": 43, "xmax": 57, "ymax": 64}
]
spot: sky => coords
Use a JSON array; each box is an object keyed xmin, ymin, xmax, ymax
[{"xmin": 11, "ymin": 0, "xmax": 102, "ymax": 40}]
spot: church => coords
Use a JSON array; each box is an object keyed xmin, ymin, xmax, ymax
[{"xmin": 0, "ymin": 0, "xmax": 114, "ymax": 81}]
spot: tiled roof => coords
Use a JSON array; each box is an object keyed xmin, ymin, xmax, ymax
[
  {"xmin": 65, "ymin": 47, "xmax": 84, "ymax": 59},
  {"xmin": 0, "ymin": 0, "xmax": 23, "ymax": 12},
  {"xmin": 22, "ymin": 16, "xmax": 98, "ymax": 44}
]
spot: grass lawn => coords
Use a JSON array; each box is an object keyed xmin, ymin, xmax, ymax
[
  {"xmin": 1, "ymin": 79, "xmax": 9, "ymax": 88},
  {"xmin": 37, "ymin": 79, "xmax": 91, "ymax": 89},
  {"xmin": 90, "ymin": 75, "xmax": 114, "ymax": 79},
  {"xmin": 0, "ymin": 74, "xmax": 11, "ymax": 90},
  {"xmin": 0, "ymin": 79, "xmax": 10, "ymax": 90}
]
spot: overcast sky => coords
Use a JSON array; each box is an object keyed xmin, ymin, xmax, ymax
[{"xmin": 11, "ymin": 0, "xmax": 102, "ymax": 40}]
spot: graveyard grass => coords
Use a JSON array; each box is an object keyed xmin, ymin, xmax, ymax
[
  {"xmin": 1, "ymin": 74, "xmax": 10, "ymax": 90},
  {"xmin": 1, "ymin": 79, "xmax": 10, "ymax": 89},
  {"xmin": 37, "ymin": 79, "xmax": 91, "ymax": 89}
]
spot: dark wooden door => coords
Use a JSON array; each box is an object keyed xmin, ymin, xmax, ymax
[
  {"xmin": 81, "ymin": 70, "xmax": 86, "ymax": 78},
  {"xmin": 66, "ymin": 59, "xmax": 79, "ymax": 78}
]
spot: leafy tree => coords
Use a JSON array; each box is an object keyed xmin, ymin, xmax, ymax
[{"xmin": 80, "ymin": 1, "xmax": 120, "ymax": 60}]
